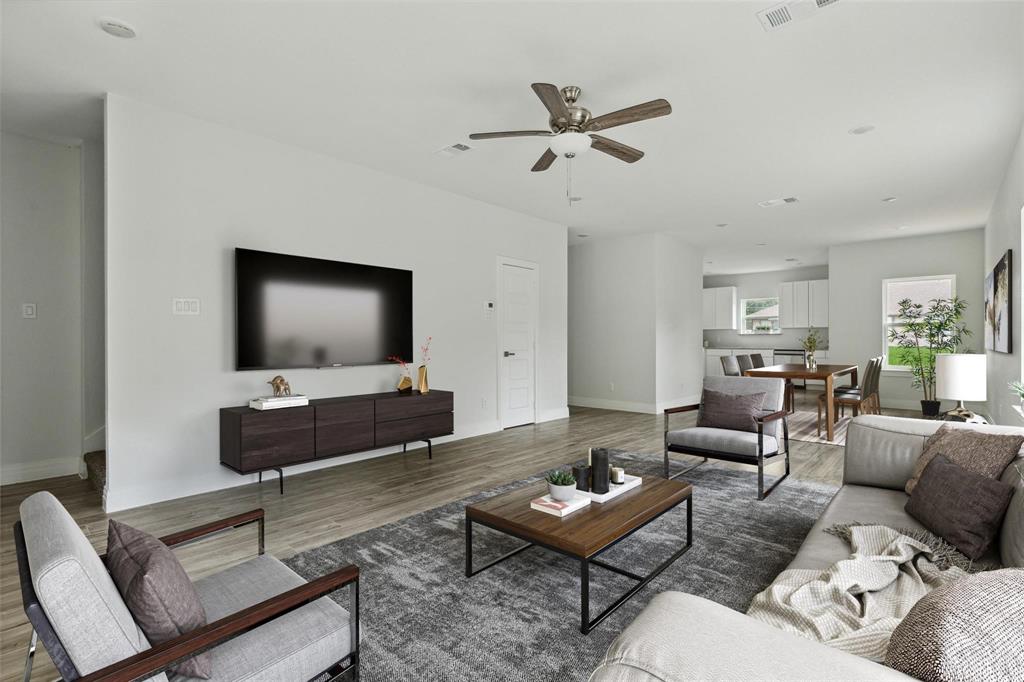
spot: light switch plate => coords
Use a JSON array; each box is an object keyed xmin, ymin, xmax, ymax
[
  {"xmin": 172, "ymin": 298, "xmax": 201, "ymax": 316},
  {"xmin": 22, "ymin": 303, "xmax": 37, "ymax": 319}
]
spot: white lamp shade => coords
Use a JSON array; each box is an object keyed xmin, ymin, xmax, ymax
[
  {"xmin": 549, "ymin": 132, "xmax": 591, "ymax": 157},
  {"xmin": 935, "ymin": 354, "xmax": 987, "ymax": 401}
]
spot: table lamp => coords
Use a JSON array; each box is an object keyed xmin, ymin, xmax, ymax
[{"xmin": 935, "ymin": 354, "xmax": 987, "ymax": 422}]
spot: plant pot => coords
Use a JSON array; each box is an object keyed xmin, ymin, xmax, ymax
[
  {"xmin": 921, "ymin": 400, "xmax": 941, "ymax": 417},
  {"xmin": 417, "ymin": 365, "xmax": 429, "ymax": 394},
  {"xmin": 548, "ymin": 482, "xmax": 577, "ymax": 502}
]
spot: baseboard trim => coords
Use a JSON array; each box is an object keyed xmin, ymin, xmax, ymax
[
  {"xmin": 537, "ymin": 407, "xmax": 570, "ymax": 423},
  {"xmin": 656, "ymin": 394, "xmax": 702, "ymax": 413},
  {"xmin": 569, "ymin": 396, "xmax": 657, "ymax": 414},
  {"xmin": 1, "ymin": 457, "xmax": 82, "ymax": 485}
]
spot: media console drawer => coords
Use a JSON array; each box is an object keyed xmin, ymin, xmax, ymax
[
  {"xmin": 375, "ymin": 390, "xmax": 453, "ymax": 422},
  {"xmin": 235, "ymin": 406, "xmax": 315, "ymax": 472},
  {"xmin": 316, "ymin": 400, "xmax": 374, "ymax": 457},
  {"xmin": 375, "ymin": 412, "xmax": 454, "ymax": 448}
]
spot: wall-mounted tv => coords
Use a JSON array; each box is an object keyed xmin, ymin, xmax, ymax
[{"xmin": 235, "ymin": 248, "xmax": 412, "ymax": 370}]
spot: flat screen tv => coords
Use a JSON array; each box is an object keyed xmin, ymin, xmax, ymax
[{"xmin": 235, "ymin": 248, "xmax": 412, "ymax": 370}]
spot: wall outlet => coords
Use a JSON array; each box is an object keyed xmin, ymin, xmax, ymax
[
  {"xmin": 483, "ymin": 301, "xmax": 494, "ymax": 320},
  {"xmin": 480, "ymin": 397, "xmax": 487, "ymax": 409},
  {"xmin": 172, "ymin": 298, "xmax": 201, "ymax": 316},
  {"xmin": 609, "ymin": 382, "xmax": 615, "ymax": 393},
  {"xmin": 21, "ymin": 303, "xmax": 37, "ymax": 319}
]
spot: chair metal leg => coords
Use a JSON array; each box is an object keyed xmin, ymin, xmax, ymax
[{"xmin": 22, "ymin": 629, "xmax": 36, "ymax": 682}]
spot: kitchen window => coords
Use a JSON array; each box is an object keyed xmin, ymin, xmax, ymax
[
  {"xmin": 882, "ymin": 274, "xmax": 956, "ymax": 369},
  {"xmin": 740, "ymin": 297, "xmax": 781, "ymax": 335}
]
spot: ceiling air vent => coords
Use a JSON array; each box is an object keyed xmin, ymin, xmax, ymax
[
  {"xmin": 756, "ymin": 0, "xmax": 840, "ymax": 32},
  {"xmin": 757, "ymin": 197, "xmax": 800, "ymax": 208},
  {"xmin": 434, "ymin": 142, "xmax": 472, "ymax": 158}
]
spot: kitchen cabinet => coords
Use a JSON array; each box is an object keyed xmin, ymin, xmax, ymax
[
  {"xmin": 779, "ymin": 279, "xmax": 828, "ymax": 329},
  {"xmin": 702, "ymin": 286, "xmax": 737, "ymax": 330},
  {"xmin": 810, "ymin": 279, "xmax": 829, "ymax": 327}
]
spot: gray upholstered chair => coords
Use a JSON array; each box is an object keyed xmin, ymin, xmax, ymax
[
  {"xmin": 14, "ymin": 491, "xmax": 359, "ymax": 682},
  {"xmin": 663, "ymin": 376, "xmax": 790, "ymax": 499},
  {"xmin": 735, "ymin": 354, "xmax": 753, "ymax": 374},
  {"xmin": 750, "ymin": 353, "xmax": 766, "ymax": 369},
  {"xmin": 720, "ymin": 355, "xmax": 741, "ymax": 376}
]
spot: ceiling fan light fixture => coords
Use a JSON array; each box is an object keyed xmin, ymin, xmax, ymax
[{"xmin": 549, "ymin": 132, "xmax": 592, "ymax": 158}]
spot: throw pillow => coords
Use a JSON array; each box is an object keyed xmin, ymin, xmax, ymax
[
  {"xmin": 885, "ymin": 569, "xmax": 1024, "ymax": 681},
  {"xmin": 905, "ymin": 455, "xmax": 1015, "ymax": 560},
  {"xmin": 905, "ymin": 425, "xmax": 1023, "ymax": 495},
  {"xmin": 697, "ymin": 389, "xmax": 766, "ymax": 433},
  {"xmin": 106, "ymin": 519, "xmax": 211, "ymax": 679}
]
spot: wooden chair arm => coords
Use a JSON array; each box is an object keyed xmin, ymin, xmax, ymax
[
  {"xmin": 159, "ymin": 508, "xmax": 265, "ymax": 551},
  {"xmin": 78, "ymin": 563, "xmax": 359, "ymax": 682},
  {"xmin": 663, "ymin": 404, "xmax": 700, "ymax": 415},
  {"xmin": 756, "ymin": 410, "xmax": 788, "ymax": 424}
]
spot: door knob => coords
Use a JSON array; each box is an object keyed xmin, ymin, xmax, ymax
[{"xmin": 504, "ymin": 351, "xmax": 516, "ymax": 357}]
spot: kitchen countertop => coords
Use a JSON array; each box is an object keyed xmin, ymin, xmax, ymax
[{"xmin": 704, "ymin": 346, "xmax": 829, "ymax": 351}]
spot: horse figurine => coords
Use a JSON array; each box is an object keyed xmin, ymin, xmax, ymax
[{"xmin": 268, "ymin": 375, "xmax": 292, "ymax": 397}]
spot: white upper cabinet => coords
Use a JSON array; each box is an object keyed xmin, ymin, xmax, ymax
[
  {"xmin": 702, "ymin": 286, "xmax": 737, "ymax": 330},
  {"xmin": 779, "ymin": 279, "xmax": 828, "ymax": 329}
]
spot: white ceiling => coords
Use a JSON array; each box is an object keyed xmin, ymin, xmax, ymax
[{"xmin": 4, "ymin": 1, "xmax": 1023, "ymax": 274}]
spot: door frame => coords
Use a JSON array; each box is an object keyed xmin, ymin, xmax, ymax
[{"xmin": 496, "ymin": 256, "xmax": 539, "ymax": 429}]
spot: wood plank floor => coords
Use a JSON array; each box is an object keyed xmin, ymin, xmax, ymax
[{"xmin": 0, "ymin": 395, "xmax": 908, "ymax": 681}]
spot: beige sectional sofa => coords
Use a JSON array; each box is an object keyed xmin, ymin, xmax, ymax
[{"xmin": 591, "ymin": 416, "xmax": 1024, "ymax": 681}]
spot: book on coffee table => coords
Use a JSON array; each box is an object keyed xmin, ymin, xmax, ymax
[{"xmin": 530, "ymin": 494, "xmax": 591, "ymax": 517}]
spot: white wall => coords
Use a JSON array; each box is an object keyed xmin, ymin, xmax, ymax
[
  {"xmin": 654, "ymin": 233, "xmax": 704, "ymax": 410},
  {"xmin": 828, "ymin": 229, "xmax": 986, "ymax": 411},
  {"xmin": 703, "ymin": 265, "xmax": 830, "ymax": 350},
  {"xmin": 568, "ymin": 232, "xmax": 703, "ymax": 413},
  {"xmin": 82, "ymin": 138, "xmax": 106, "ymax": 453},
  {"xmin": 984, "ymin": 122, "xmax": 1023, "ymax": 425},
  {"xmin": 104, "ymin": 94, "xmax": 567, "ymax": 512},
  {"xmin": 1, "ymin": 133, "xmax": 84, "ymax": 483},
  {"xmin": 568, "ymin": 234, "xmax": 657, "ymax": 412}
]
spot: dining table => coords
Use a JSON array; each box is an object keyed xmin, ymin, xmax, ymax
[{"xmin": 744, "ymin": 363, "xmax": 859, "ymax": 442}]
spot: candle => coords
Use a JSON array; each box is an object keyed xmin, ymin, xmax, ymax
[{"xmin": 611, "ymin": 467, "xmax": 625, "ymax": 484}]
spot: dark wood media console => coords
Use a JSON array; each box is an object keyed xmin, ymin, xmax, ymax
[{"xmin": 220, "ymin": 390, "xmax": 453, "ymax": 493}]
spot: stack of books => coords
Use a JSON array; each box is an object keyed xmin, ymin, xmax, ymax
[
  {"xmin": 530, "ymin": 494, "xmax": 591, "ymax": 517},
  {"xmin": 248, "ymin": 395, "xmax": 309, "ymax": 410}
]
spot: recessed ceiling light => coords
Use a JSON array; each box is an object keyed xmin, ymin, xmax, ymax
[
  {"xmin": 99, "ymin": 18, "xmax": 137, "ymax": 38},
  {"xmin": 715, "ymin": 223, "xmax": 729, "ymax": 228},
  {"xmin": 756, "ymin": 242, "xmax": 767, "ymax": 247},
  {"xmin": 757, "ymin": 197, "xmax": 799, "ymax": 208},
  {"xmin": 849, "ymin": 125, "xmax": 876, "ymax": 135},
  {"xmin": 577, "ymin": 233, "xmax": 590, "ymax": 238},
  {"xmin": 897, "ymin": 225, "xmax": 910, "ymax": 231},
  {"xmin": 705, "ymin": 260, "xmax": 713, "ymax": 264},
  {"xmin": 569, "ymin": 196, "xmax": 583, "ymax": 203},
  {"xmin": 882, "ymin": 196, "xmax": 897, "ymax": 203},
  {"xmin": 785, "ymin": 258, "xmax": 798, "ymax": 262}
]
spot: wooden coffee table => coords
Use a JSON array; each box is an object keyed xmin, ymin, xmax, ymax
[{"xmin": 465, "ymin": 477, "xmax": 693, "ymax": 634}]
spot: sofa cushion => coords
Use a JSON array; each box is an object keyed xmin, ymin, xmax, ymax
[
  {"xmin": 998, "ymin": 456, "xmax": 1024, "ymax": 567},
  {"xmin": 906, "ymin": 455, "xmax": 1015, "ymax": 560},
  {"xmin": 885, "ymin": 569, "xmax": 1024, "ymax": 681},
  {"xmin": 188, "ymin": 554, "xmax": 352, "ymax": 682},
  {"xmin": 19, "ymin": 492, "xmax": 167, "ymax": 681},
  {"xmin": 697, "ymin": 388, "xmax": 765, "ymax": 433},
  {"xmin": 107, "ymin": 520, "xmax": 211, "ymax": 678},
  {"xmin": 786, "ymin": 485, "xmax": 927, "ymax": 572},
  {"xmin": 590, "ymin": 592, "xmax": 914, "ymax": 681},
  {"xmin": 905, "ymin": 425, "xmax": 1023, "ymax": 495},
  {"xmin": 667, "ymin": 427, "xmax": 778, "ymax": 459}
]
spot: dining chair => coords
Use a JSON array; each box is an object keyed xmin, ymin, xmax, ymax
[
  {"xmin": 736, "ymin": 355, "xmax": 754, "ymax": 374},
  {"xmin": 750, "ymin": 353, "xmax": 766, "ymax": 369},
  {"xmin": 720, "ymin": 355, "xmax": 741, "ymax": 376},
  {"xmin": 817, "ymin": 356, "xmax": 882, "ymax": 436}
]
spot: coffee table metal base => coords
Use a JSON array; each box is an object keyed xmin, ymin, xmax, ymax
[{"xmin": 465, "ymin": 496, "xmax": 692, "ymax": 634}]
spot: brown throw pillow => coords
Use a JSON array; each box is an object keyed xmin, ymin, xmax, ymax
[
  {"xmin": 106, "ymin": 520, "xmax": 211, "ymax": 679},
  {"xmin": 905, "ymin": 425, "xmax": 1023, "ymax": 495},
  {"xmin": 697, "ymin": 388, "xmax": 766, "ymax": 433},
  {"xmin": 885, "ymin": 569, "xmax": 1024, "ymax": 681},
  {"xmin": 905, "ymin": 455, "xmax": 1015, "ymax": 560}
]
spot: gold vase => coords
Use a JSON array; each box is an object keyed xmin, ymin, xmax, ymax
[
  {"xmin": 417, "ymin": 365, "xmax": 429, "ymax": 394},
  {"xmin": 397, "ymin": 374, "xmax": 412, "ymax": 393}
]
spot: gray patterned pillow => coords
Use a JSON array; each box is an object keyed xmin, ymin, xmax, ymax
[
  {"xmin": 905, "ymin": 425, "xmax": 1023, "ymax": 495},
  {"xmin": 885, "ymin": 569, "xmax": 1024, "ymax": 681},
  {"xmin": 106, "ymin": 520, "xmax": 211, "ymax": 679},
  {"xmin": 697, "ymin": 388, "xmax": 766, "ymax": 433}
]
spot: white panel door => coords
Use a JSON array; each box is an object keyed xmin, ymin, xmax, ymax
[
  {"xmin": 702, "ymin": 289, "xmax": 716, "ymax": 329},
  {"xmin": 809, "ymin": 279, "xmax": 829, "ymax": 328},
  {"xmin": 792, "ymin": 280, "xmax": 810, "ymax": 328},
  {"xmin": 779, "ymin": 282, "xmax": 794, "ymax": 328},
  {"xmin": 499, "ymin": 262, "xmax": 537, "ymax": 428}
]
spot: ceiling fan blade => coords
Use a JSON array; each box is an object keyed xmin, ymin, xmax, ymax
[
  {"xmin": 586, "ymin": 99, "xmax": 672, "ymax": 132},
  {"xmin": 531, "ymin": 83, "xmax": 569, "ymax": 122},
  {"xmin": 531, "ymin": 148, "xmax": 557, "ymax": 172},
  {"xmin": 469, "ymin": 130, "xmax": 553, "ymax": 140},
  {"xmin": 589, "ymin": 134, "xmax": 644, "ymax": 163}
]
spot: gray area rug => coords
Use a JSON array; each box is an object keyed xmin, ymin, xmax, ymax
[{"xmin": 285, "ymin": 451, "xmax": 838, "ymax": 681}]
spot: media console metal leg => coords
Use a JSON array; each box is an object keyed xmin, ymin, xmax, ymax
[
  {"xmin": 259, "ymin": 468, "xmax": 284, "ymax": 494},
  {"xmin": 426, "ymin": 439, "xmax": 432, "ymax": 459}
]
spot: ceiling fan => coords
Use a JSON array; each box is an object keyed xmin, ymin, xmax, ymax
[{"xmin": 469, "ymin": 83, "xmax": 672, "ymax": 172}]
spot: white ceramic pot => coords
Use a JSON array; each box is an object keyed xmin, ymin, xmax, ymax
[{"xmin": 548, "ymin": 482, "xmax": 577, "ymax": 502}]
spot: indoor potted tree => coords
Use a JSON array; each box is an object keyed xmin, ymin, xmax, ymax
[
  {"xmin": 1010, "ymin": 381, "xmax": 1024, "ymax": 411},
  {"xmin": 546, "ymin": 470, "xmax": 578, "ymax": 502},
  {"xmin": 887, "ymin": 297, "xmax": 970, "ymax": 416}
]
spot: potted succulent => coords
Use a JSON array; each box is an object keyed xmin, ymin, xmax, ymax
[
  {"xmin": 887, "ymin": 297, "xmax": 970, "ymax": 417},
  {"xmin": 546, "ymin": 470, "xmax": 578, "ymax": 502}
]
